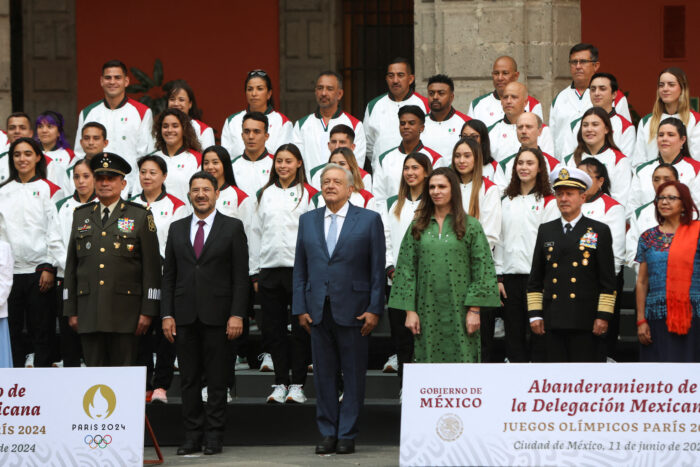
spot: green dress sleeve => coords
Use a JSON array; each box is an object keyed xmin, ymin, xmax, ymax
[
  {"xmin": 388, "ymin": 223, "xmax": 418, "ymax": 311},
  {"xmin": 463, "ymin": 216, "xmax": 501, "ymax": 308}
]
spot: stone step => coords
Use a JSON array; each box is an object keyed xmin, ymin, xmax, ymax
[{"xmin": 145, "ymin": 397, "xmax": 400, "ymax": 447}]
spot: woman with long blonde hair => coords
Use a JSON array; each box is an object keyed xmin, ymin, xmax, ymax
[{"xmin": 634, "ymin": 67, "xmax": 700, "ymax": 167}]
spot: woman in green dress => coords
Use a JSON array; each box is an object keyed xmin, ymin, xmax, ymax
[{"xmin": 388, "ymin": 167, "xmax": 500, "ymax": 363}]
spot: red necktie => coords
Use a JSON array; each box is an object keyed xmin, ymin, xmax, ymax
[{"xmin": 194, "ymin": 220, "xmax": 205, "ymax": 258}]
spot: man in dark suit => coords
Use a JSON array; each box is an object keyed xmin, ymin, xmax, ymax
[
  {"xmin": 64, "ymin": 152, "xmax": 161, "ymax": 367},
  {"xmin": 161, "ymin": 171, "xmax": 250, "ymax": 456},
  {"xmin": 293, "ymin": 163, "xmax": 385, "ymax": 455},
  {"xmin": 527, "ymin": 167, "xmax": 616, "ymax": 362}
]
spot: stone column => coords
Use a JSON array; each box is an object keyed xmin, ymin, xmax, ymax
[{"xmin": 414, "ymin": 0, "xmax": 581, "ymax": 121}]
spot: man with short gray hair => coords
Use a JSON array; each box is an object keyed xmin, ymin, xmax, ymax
[{"xmin": 293, "ymin": 164, "xmax": 385, "ymax": 455}]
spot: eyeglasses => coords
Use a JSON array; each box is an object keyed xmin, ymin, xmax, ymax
[
  {"xmin": 248, "ymin": 69, "xmax": 268, "ymax": 78},
  {"xmin": 655, "ymin": 195, "xmax": 681, "ymax": 203},
  {"xmin": 568, "ymin": 59, "xmax": 596, "ymax": 66}
]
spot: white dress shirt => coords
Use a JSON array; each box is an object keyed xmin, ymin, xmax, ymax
[
  {"xmin": 560, "ymin": 212, "xmax": 583, "ymax": 233},
  {"xmin": 324, "ymin": 201, "xmax": 349, "ymax": 244},
  {"xmin": 190, "ymin": 209, "xmax": 217, "ymax": 245}
]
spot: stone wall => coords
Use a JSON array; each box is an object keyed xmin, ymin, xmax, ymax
[
  {"xmin": 414, "ymin": 0, "xmax": 581, "ymax": 121},
  {"xmin": 0, "ymin": 0, "xmax": 10, "ymax": 122}
]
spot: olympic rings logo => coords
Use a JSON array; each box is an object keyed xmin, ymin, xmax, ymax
[{"xmin": 84, "ymin": 434, "xmax": 112, "ymax": 449}]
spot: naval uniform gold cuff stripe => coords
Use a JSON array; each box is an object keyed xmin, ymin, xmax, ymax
[
  {"xmin": 598, "ymin": 294, "xmax": 616, "ymax": 313},
  {"xmin": 527, "ymin": 292, "xmax": 543, "ymax": 311}
]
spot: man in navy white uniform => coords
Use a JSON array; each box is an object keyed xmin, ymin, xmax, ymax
[{"xmin": 293, "ymin": 163, "xmax": 385, "ymax": 455}]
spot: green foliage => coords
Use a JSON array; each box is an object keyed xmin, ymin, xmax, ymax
[{"xmin": 125, "ymin": 59, "xmax": 172, "ymax": 116}]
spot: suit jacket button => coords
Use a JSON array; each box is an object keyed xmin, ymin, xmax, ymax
[
  {"xmin": 552, "ymin": 294, "xmax": 557, "ymax": 299},
  {"xmin": 99, "ymin": 264, "xmax": 104, "ymax": 269},
  {"xmin": 572, "ymin": 262, "xmax": 578, "ymax": 267},
  {"xmin": 99, "ymin": 280, "xmax": 104, "ymax": 285},
  {"xmin": 102, "ymin": 231, "xmax": 106, "ymax": 237},
  {"xmin": 100, "ymin": 248, "xmax": 105, "ymax": 252},
  {"xmin": 552, "ymin": 278, "xmax": 557, "ymax": 284},
  {"xmin": 570, "ymin": 293, "xmax": 576, "ymax": 299},
  {"xmin": 552, "ymin": 263, "xmax": 558, "ymax": 268},
  {"xmin": 570, "ymin": 277, "xmax": 576, "ymax": 283}
]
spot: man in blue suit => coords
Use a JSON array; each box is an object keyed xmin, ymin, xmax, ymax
[{"xmin": 293, "ymin": 163, "xmax": 385, "ymax": 455}]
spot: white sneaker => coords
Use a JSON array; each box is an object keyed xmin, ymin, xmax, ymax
[
  {"xmin": 173, "ymin": 357, "xmax": 179, "ymax": 370},
  {"xmin": 339, "ymin": 392, "xmax": 344, "ymax": 402},
  {"xmin": 494, "ymin": 318, "xmax": 505, "ymax": 338},
  {"xmin": 258, "ymin": 353, "xmax": 274, "ymax": 372},
  {"xmin": 52, "ymin": 360, "xmax": 63, "ymax": 368},
  {"xmin": 286, "ymin": 384, "xmax": 307, "ymax": 403},
  {"xmin": 201, "ymin": 386, "xmax": 208, "ymax": 402},
  {"xmin": 227, "ymin": 389, "xmax": 233, "ymax": 403},
  {"xmin": 25, "ymin": 353, "xmax": 34, "ymax": 368},
  {"xmin": 235, "ymin": 356, "xmax": 250, "ymax": 370},
  {"xmin": 382, "ymin": 354, "xmax": 398, "ymax": 373},
  {"xmin": 307, "ymin": 363, "xmax": 313, "ymax": 373},
  {"xmin": 267, "ymin": 384, "xmax": 287, "ymax": 403}
]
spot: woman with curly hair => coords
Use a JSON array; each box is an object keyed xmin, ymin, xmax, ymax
[{"xmin": 151, "ymin": 108, "xmax": 202, "ymax": 203}]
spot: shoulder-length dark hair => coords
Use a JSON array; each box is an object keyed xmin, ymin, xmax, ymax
[
  {"xmin": 393, "ymin": 152, "xmax": 432, "ymax": 219},
  {"xmin": 245, "ymin": 69, "xmax": 275, "ymax": 108},
  {"xmin": 258, "ymin": 143, "xmax": 306, "ymax": 204},
  {"xmin": 35, "ymin": 110, "xmax": 70, "ymax": 150},
  {"xmin": 577, "ymin": 157, "xmax": 611, "ymax": 196},
  {"xmin": 6, "ymin": 137, "xmax": 47, "ymax": 184},
  {"xmin": 412, "ymin": 167, "xmax": 467, "ymax": 240},
  {"xmin": 166, "ymin": 79, "xmax": 203, "ymax": 120},
  {"xmin": 202, "ymin": 145, "xmax": 237, "ymax": 188},
  {"xmin": 657, "ymin": 117, "xmax": 691, "ymax": 159},
  {"xmin": 153, "ymin": 108, "xmax": 202, "ymax": 153},
  {"xmin": 573, "ymin": 107, "xmax": 619, "ymax": 166},
  {"xmin": 654, "ymin": 180, "xmax": 697, "ymax": 226},
  {"xmin": 504, "ymin": 147, "xmax": 553, "ymax": 200},
  {"xmin": 461, "ymin": 119, "xmax": 494, "ymax": 166}
]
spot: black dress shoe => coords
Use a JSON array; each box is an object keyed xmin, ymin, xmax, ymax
[
  {"xmin": 203, "ymin": 443, "xmax": 222, "ymax": 455},
  {"xmin": 315, "ymin": 436, "xmax": 337, "ymax": 454},
  {"xmin": 336, "ymin": 438, "xmax": 355, "ymax": 454},
  {"xmin": 203, "ymin": 432, "xmax": 223, "ymax": 455},
  {"xmin": 176, "ymin": 439, "xmax": 202, "ymax": 455}
]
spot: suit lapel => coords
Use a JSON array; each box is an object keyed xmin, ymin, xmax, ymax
[
  {"xmin": 198, "ymin": 211, "xmax": 223, "ymax": 259},
  {"xmin": 182, "ymin": 214, "xmax": 196, "ymax": 260},
  {"xmin": 316, "ymin": 208, "xmax": 329, "ymax": 259},
  {"xmin": 331, "ymin": 204, "xmax": 358, "ymax": 259}
]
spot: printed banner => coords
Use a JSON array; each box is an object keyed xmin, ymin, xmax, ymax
[
  {"xmin": 0, "ymin": 367, "xmax": 145, "ymax": 466},
  {"xmin": 401, "ymin": 363, "xmax": 700, "ymax": 466}
]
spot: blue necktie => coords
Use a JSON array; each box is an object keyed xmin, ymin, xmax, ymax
[{"xmin": 327, "ymin": 214, "xmax": 338, "ymax": 256}]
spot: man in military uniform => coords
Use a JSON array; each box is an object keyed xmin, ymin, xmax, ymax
[
  {"xmin": 527, "ymin": 167, "xmax": 616, "ymax": 362},
  {"xmin": 63, "ymin": 152, "xmax": 161, "ymax": 366}
]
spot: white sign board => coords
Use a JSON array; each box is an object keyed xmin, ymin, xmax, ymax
[
  {"xmin": 401, "ymin": 363, "xmax": 700, "ymax": 466},
  {"xmin": 0, "ymin": 367, "xmax": 145, "ymax": 466}
]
